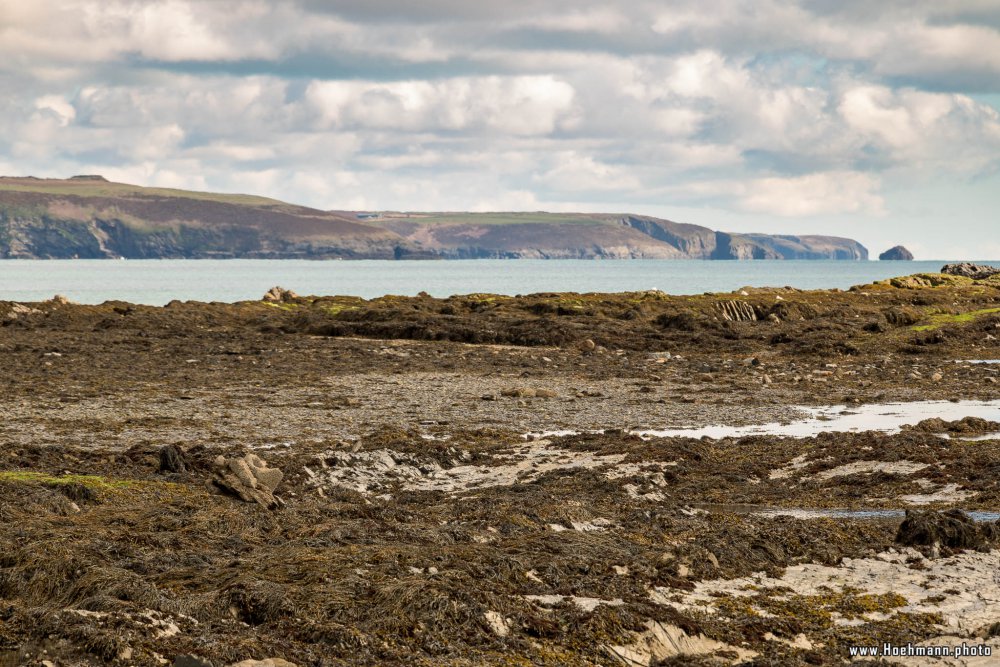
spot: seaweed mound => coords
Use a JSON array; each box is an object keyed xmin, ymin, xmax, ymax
[{"xmin": 895, "ymin": 510, "xmax": 998, "ymax": 551}]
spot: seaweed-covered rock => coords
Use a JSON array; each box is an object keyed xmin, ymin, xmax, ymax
[
  {"xmin": 212, "ymin": 454, "xmax": 284, "ymax": 509},
  {"xmin": 159, "ymin": 445, "xmax": 188, "ymax": 473},
  {"xmin": 895, "ymin": 510, "xmax": 987, "ymax": 551},
  {"xmin": 909, "ymin": 417, "xmax": 1000, "ymax": 434}
]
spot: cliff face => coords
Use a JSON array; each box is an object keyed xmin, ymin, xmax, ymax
[
  {"xmin": 0, "ymin": 177, "xmax": 869, "ymax": 260},
  {"xmin": 0, "ymin": 178, "xmax": 411, "ymax": 259},
  {"xmin": 377, "ymin": 218, "xmax": 686, "ymax": 259},
  {"xmin": 618, "ymin": 217, "xmax": 867, "ymax": 260}
]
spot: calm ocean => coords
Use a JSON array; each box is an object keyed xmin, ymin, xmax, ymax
[{"xmin": 1, "ymin": 259, "xmax": 996, "ymax": 305}]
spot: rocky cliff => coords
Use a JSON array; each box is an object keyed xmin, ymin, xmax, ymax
[{"xmin": 0, "ymin": 176, "xmax": 868, "ymax": 260}]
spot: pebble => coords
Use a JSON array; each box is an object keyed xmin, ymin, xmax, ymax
[{"xmin": 576, "ymin": 339, "xmax": 596, "ymax": 352}]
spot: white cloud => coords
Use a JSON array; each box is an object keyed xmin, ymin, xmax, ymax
[
  {"xmin": 306, "ymin": 76, "xmax": 576, "ymax": 135},
  {"xmin": 738, "ymin": 172, "xmax": 886, "ymax": 217},
  {"xmin": 533, "ymin": 153, "xmax": 641, "ymax": 192}
]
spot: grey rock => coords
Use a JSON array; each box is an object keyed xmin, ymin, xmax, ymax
[
  {"xmin": 879, "ymin": 245, "xmax": 914, "ymax": 260},
  {"xmin": 941, "ymin": 263, "xmax": 1000, "ymax": 280},
  {"xmin": 262, "ymin": 286, "xmax": 299, "ymax": 303},
  {"xmin": 213, "ymin": 453, "xmax": 285, "ymax": 509}
]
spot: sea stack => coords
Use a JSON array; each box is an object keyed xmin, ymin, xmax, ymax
[{"xmin": 879, "ymin": 245, "xmax": 914, "ymax": 260}]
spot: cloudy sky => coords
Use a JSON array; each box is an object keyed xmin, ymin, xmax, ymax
[{"xmin": 2, "ymin": 1, "xmax": 999, "ymax": 258}]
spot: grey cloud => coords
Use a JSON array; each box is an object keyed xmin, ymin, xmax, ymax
[
  {"xmin": 2, "ymin": 0, "xmax": 1000, "ymax": 257},
  {"xmin": 293, "ymin": 0, "xmax": 605, "ymax": 23}
]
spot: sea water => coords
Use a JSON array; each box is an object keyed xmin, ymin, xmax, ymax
[{"xmin": 1, "ymin": 259, "xmax": 997, "ymax": 305}]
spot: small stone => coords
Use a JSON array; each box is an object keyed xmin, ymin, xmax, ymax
[
  {"xmin": 484, "ymin": 611, "xmax": 510, "ymax": 638},
  {"xmin": 576, "ymin": 338, "xmax": 596, "ymax": 352},
  {"xmin": 501, "ymin": 387, "xmax": 536, "ymax": 398}
]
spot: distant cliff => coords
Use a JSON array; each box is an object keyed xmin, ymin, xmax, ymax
[{"xmin": 0, "ymin": 176, "xmax": 868, "ymax": 260}]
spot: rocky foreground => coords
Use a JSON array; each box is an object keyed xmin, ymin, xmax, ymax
[{"xmin": 1, "ymin": 269, "xmax": 999, "ymax": 666}]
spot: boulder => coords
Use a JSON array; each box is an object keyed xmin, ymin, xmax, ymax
[
  {"xmin": 212, "ymin": 453, "xmax": 284, "ymax": 509},
  {"xmin": 941, "ymin": 263, "xmax": 1000, "ymax": 280},
  {"xmin": 174, "ymin": 657, "xmax": 215, "ymax": 667},
  {"xmin": 879, "ymin": 245, "xmax": 914, "ymax": 260},
  {"xmin": 262, "ymin": 286, "xmax": 299, "ymax": 303}
]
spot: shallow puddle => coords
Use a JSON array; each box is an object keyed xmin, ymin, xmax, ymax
[
  {"xmin": 634, "ymin": 400, "xmax": 1000, "ymax": 439},
  {"xmin": 694, "ymin": 503, "xmax": 1000, "ymax": 522}
]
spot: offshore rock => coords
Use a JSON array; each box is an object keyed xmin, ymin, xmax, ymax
[{"xmin": 879, "ymin": 246, "xmax": 914, "ymax": 260}]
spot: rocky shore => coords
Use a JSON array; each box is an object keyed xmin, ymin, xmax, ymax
[{"xmin": 1, "ymin": 269, "xmax": 999, "ymax": 665}]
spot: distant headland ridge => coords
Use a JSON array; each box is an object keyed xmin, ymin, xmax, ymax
[{"xmin": 0, "ymin": 175, "xmax": 870, "ymax": 260}]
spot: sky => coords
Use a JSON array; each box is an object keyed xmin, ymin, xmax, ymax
[{"xmin": 1, "ymin": 1, "xmax": 999, "ymax": 259}]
